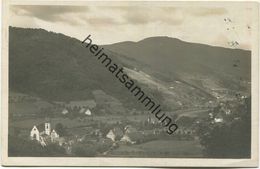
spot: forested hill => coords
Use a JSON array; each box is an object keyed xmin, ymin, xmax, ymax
[{"xmin": 9, "ymin": 27, "xmax": 251, "ymax": 110}]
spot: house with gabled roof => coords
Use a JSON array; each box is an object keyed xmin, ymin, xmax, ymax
[
  {"xmin": 30, "ymin": 122, "xmax": 59, "ymax": 146},
  {"xmin": 79, "ymin": 108, "xmax": 92, "ymax": 116},
  {"xmin": 106, "ymin": 127, "xmax": 124, "ymax": 141},
  {"xmin": 61, "ymin": 108, "xmax": 69, "ymax": 115}
]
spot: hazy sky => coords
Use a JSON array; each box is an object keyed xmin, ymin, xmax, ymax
[{"xmin": 10, "ymin": 2, "xmax": 253, "ymax": 49}]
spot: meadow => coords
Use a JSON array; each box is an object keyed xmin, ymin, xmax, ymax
[{"xmin": 109, "ymin": 140, "xmax": 203, "ymax": 157}]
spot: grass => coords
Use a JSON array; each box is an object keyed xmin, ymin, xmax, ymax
[
  {"xmin": 9, "ymin": 114, "xmax": 149, "ymax": 130},
  {"xmin": 10, "ymin": 117, "xmax": 91, "ymax": 129},
  {"xmin": 109, "ymin": 140, "xmax": 203, "ymax": 157}
]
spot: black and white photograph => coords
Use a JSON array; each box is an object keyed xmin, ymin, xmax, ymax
[{"xmin": 1, "ymin": 0, "xmax": 259, "ymax": 167}]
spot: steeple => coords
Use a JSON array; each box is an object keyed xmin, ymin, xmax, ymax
[{"xmin": 45, "ymin": 123, "xmax": 51, "ymax": 135}]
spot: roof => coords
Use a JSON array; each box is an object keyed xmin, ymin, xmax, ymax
[
  {"xmin": 62, "ymin": 108, "xmax": 69, "ymax": 114},
  {"xmin": 85, "ymin": 109, "xmax": 91, "ymax": 113},
  {"xmin": 79, "ymin": 108, "xmax": 91, "ymax": 115}
]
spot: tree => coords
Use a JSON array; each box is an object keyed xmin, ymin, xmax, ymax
[
  {"xmin": 197, "ymin": 98, "xmax": 251, "ymax": 158},
  {"xmin": 55, "ymin": 123, "xmax": 67, "ymax": 136},
  {"xmin": 8, "ymin": 135, "xmax": 66, "ymax": 157}
]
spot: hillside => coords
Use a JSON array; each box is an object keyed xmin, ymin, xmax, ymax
[
  {"xmin": 9, "ymin": 27, "xmax": 251, "ymax": 113},
  {"xmin": 105, "ymin": 36, "xmax": 251, "ymax": 93},
  {"xmin": 9, "ymin": 27, "xmax": 141, "ymax": 110}
]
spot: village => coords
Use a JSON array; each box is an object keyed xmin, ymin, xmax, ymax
[
  {"xmin": 27, "ymin": 111, "xmax": 197, "ymax": 156},
  {"xmin": 9, "ymin": 93, "xmax": 198, "ymax": 156},
  {"xmin": 8, "ymin": 91, "xmax": 249, "ymax": 157}
]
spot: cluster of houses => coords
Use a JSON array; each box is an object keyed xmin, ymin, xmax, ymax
[
  {"xmin": 212, "ymin": 103, "xmax": 231, "ymax": 123},
  {"xmin": 30, "ymin": 122, "xmax": 152, "ymax": 148},
  {"xmin": 30, "ymin": 122, "xmax": 75, "ymax": 154},
  {"xmin": 30, "ymin": 121, "xmax": 195, "ymax": 152},
  {"xmin": 30, "ymin": 123, "xmax": 61, "ymax": 146},
  {"xmin": 105, "ymin": 120, "xmax": 195, "ymax": 145},
  {"xmin": 211, "ymin": 88, "xmax": 249, "ymax": 101},
  {"xmin": 61, "ymin": 108, "xmax": 92, "ymax": 116},
  {"xmin": 106, "ymin": 125, "xmax": 145, "ymax": 144}
]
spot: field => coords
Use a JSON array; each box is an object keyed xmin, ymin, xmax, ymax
[
  {"xmin": 108, "ymin": 140, "xmax": 203, "ymax": 157},
  {"xmin": 10, "ymin": 117, "xmax": 88, "ymax": 129},
  {"xmin": 9, "ymin": 114, "xmax": 150, "ymax": 130},
  {"xmin": 173, "ymin": 108, "xmax": 210, "ymax": 118}
]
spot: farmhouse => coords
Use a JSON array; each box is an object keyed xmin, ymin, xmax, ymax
[
  {"xmin": 79, "ymin": 108, "xmax": 92, "ymax": 116},
  {"xmin": 214, "ymin": 116, "xmax": 224, "ymax": 123},
  {"xmin": 61, "ymin": 108, "xmax": 69, "ymax": 115},
  {"xmin": 106, "ymin": 127, "xmax": 124, "ymax": 141},
  {"xmin": 213, "ymin": 112, "xmax": 225, "ymax": 123},
  {"xmin": 30, "ymin": 122, "xmax": 59, "ymax": 146}
]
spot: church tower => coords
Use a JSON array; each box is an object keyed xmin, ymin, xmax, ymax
[{"xmin": 45, "ymin": 123, "xmax": 51, "ymax": 135}]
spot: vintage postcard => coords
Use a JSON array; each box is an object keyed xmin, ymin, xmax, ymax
[{"xmin": 1, "ymin": 0, "xmax": 259, "ymax": 167}]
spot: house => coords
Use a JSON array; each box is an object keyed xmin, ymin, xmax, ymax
[
  {"xmin": 79, "ymin": 108, "xmax": 92, "ymax": 116},
  {"xmin": 84, "ymin": 109, "xmax": 91, "ymax": 116},
  {"xmin": 30, "ymin": 122, "xmax": 59, "ymax": 146},
  {"xmin": 50, "ymin": 129, "xmax": 59, "ymax": 142},
  {"xmin": 61, "ymin": 108, "xmax": 69, "ymax": 115},
  {"xmin": 214, "ymin": 114, "xmax": 224, "ymax": 123},
  {"xmin": 214, "ymin": 117, "xmax": 223, "ymax": 123},
  {"xmin": 106, "ymin": 127, "xmax": 124, "ymax": 141},
  {"xmin": 120, "ymin": 132, "xmax": 144, "ymax": 144}
]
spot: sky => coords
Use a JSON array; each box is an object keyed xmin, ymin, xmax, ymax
[{"xmin": 9, "ymin": 2, "xmax": 253, "ymax": 50}]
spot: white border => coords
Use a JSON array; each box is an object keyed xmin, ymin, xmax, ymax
[{"xmin": 1, "ymin": 0, "xmax": 259, "ymax": 167}]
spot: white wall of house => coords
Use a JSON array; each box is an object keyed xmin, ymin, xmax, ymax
[
  {"xmin": 106, "ymin": 130, "xmax": 116, "ymax": 141},
  {"xmin": 51, "ymin": 129, "xmax": 59, "ymax": 142},
  {"xmin": 30, "ymin": 126, "xmax": 40, "ymax": 141},
  {"xmin": 85, "ymin": 109, "xmax": 91, "ymax": 116}
]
